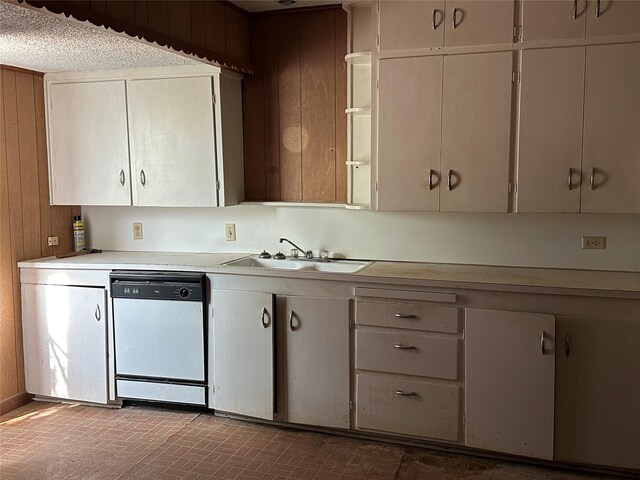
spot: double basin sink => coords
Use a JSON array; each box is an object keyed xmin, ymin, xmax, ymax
[{"xmin": 225, "ymin": 255, "xmax": 372, "ymax": 274}]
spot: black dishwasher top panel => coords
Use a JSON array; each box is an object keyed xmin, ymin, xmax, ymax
[{"xmin": 110, "ymin": 271, "xmax": 205, "ymax": 302}]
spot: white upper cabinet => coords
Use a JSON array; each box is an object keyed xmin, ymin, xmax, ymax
[
  {"xmin": 516, "ymin": 47, "xmax": 585, "ymax": 212},
  {"xmin": 45, "ymin": 66, "xmax": 244, "ymax": 208},
  {"xmin": 128, "ymin": 77, "xmax": 217, "ymax": 207},
  {"xmin": 47, "ymin": 81, "xmax": 131, "ymax": 206},
  {"xmin": 581, "ymin": 43, "xmax": 640, "ymax": 213},
  {"xmin": 379, "ymin": 0, "xmax": 446, "ymax": 51},
  {"xmin": 444, "ymin": 0, "xmax": 515, "ymax": 46},
  {"xmin": 585, "ymin": 0, "xmax": 640, "ymax": 38},
  {"xmin": 521, "ymin": 0, "xmax": 587, "ymax": 42},
  {"xmin": 377, "ymin": 56, "xmax": 443, "ymax": 211},
  {"xmin": 440, "ymin": 51, "xmax": 513, "ymax": 212}
]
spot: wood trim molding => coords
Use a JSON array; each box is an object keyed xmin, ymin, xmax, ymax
[
  {"xmin": 250, "ymin": 4, "xmax": 343, "ymax": 17},
  {"xmin": 0, "ymin": 64, "xmax": 44, "ymax": 76},
  {"xmin": 0, "ymin": 392, "xmax": 32, "ymax": 416}
]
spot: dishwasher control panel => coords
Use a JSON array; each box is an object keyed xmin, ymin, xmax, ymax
[{"xmin": 110, "ymin": 271, "xmax": 205, "ymax": 302}]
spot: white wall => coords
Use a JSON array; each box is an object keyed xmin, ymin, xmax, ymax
[{"xmin": 82, "ymin": 206, "xmax": 640, "ymax": 272}]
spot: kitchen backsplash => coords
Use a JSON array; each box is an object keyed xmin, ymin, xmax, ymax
[{"xmin": 82, "ymin": 206, "xmax": 640, "ymax": 272}]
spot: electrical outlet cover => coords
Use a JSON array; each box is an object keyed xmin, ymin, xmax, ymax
[
  {"xmin": 133, "ymin": 222, "xmax": 143, "ymax": 240},
  {"xmin": 582, "ymin": 236, "xmax": 606, "ymax": 250}
]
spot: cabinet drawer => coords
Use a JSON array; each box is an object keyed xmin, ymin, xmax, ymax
[
  {"xmin": 356, "ymin": 330, "xmax": 459, "ymax": 380},
  {"xmin": 356, "ymin": 372, "xmax": 460, "ymax": 442},
  {"xmin": 356, "ymin": 300, "xmax": 460, "ymax": 333}
]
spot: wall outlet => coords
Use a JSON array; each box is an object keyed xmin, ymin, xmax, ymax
[
  {"xmin": 133, "ymin": 222, "xmax": 143, "ymax": 240},
  {"xmin": 582, "ymin": 236, "xmax": 606, "ymax": 250},
  {"xmin": 225, "ymin": 223, "xmax": 236, "ymax": 241},
  {"xmin": 47, "ymin": 236, "xmax": 59, "ymax": 246}
]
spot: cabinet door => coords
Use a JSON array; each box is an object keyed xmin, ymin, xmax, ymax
[
  {"xmin": 213, "ymin": 290, "xmax": 274, "ymax": 420},
  {"xmin": 516, "ymin": 47, "xmax": 585, "ymax": 212},
  {"xmin": 441, "ymin": 52, "xmax": 513, "ymax": 212},
  {"xmin": 582, "ymin": 43, "xmax": 640, "ymax": 213},
  {"xmin": 379, "ymin": 0, "xmax": 445, "ymax": 51},
  {"xmin": 586, "ymin": 0, "xmax": 640, "ymax": 38},
  {"xmin": 21, "ymin": 284, "xmax": 108, "ymax": 404},
  {"xmin": 521, "ymin": 0, "xmax": 587, "ymax": 42},
  {"xmin": 377, "ymin": 56, "xmax": 443, "ymax": 211},
  {"xmin": 444, "ymin": 0, "xmax": 515, "ymax": 46},
  {"xmin": 47, "ymin": 81, "xmax": 131, "ymax": 206},
  {"xmin": 284, "ymin": 296, "xmax": 349, "ymax": 429},
  {"xmin": 555, "ymin": 316, "xmax": 640, "ymax": 470},
  {"xmin": 466, "ymin": 309, "xmax": 555, "ymax": 460},
  {"xmin": 128, "ymin": 76, "xmax": 218, "ymax": 207}
]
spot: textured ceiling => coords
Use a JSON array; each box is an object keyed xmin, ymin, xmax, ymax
[
  {"xmin": 0, "ymin": 2, "xmax": 201, "ymax": 73},
  {"xmin": 229, "ymin": 0, "xmax": 339, "ymax": 12}
]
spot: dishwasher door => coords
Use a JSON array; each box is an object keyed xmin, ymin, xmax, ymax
[{"xmin": 113, "ymin": 298, "xmax": 205, "ymax": 382}]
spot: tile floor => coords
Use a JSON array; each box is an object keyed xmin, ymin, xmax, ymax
[{"xmin": 0, "ymin": 402, "xmax": 620, "ymax": 480}]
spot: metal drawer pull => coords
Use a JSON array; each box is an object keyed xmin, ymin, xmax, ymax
[
  {"xmin": 95, "ymin": 305, "xmax": 101, "ymax": 321},
  {"xmin": 564, "ymin": 334, "xmax": 571, "ymax": 357},
  {"xmin": 394, "ymin": 344, "xmax": 417, "ymax": 350},
  {"xmin": 395, "ymin": 390, "xmax": 418, "ymax": 397},
  {"xmin": 432, "ymin": 9, "xmax": 438, "ymax": 30},
  {"xmin": 289, "ymin": 310, "xmax": 296, "ymax": 331},
  {"xmin": 452, "ymin": 7, "xmax": 461, "ymax": 29},
  {"xmin": 589, "ymin": 167, "xmax": 596, "ymax": 190},
  {"xmin": 573, "ymin": 0, "xmax": 578, "ymax": 19},
  {"xmin": 595, "ymin": 0, "xmax": 601, "ymax": 18},
  {"xmin": 119, "ymin": 169, "xmax": 125, "ymax": 186},
  {"xmin": 140, "ymin": 169, "xmax": 146, "ymax": 186},
  {"xmin": 394, "ymin": 313, "xmax": 417, "ymax": 319},
  {"xmin": 428, "ymin": 169, "xmax": 434, "ymax": 190},
  {"xmin": 447, "ymin": 169, "xmax": 453, "ymax": 191},
  {"xmin": 261, "ymin": 307, "xmax": 269, "ymax": 328},
  {"xmin": 540, "ymin": 331, "xmax": 546, "ymax": 355},
  {"xmin": 567, "ymin": 167, "xmax": 574, "ymax": 190}
]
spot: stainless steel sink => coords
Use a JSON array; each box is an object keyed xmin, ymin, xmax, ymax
[{"xmin": 224, "ymin": 256, "xmax": 372, "ymax": 274}]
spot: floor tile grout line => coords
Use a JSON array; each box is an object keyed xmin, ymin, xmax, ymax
[{"xmin": 392, "ymin": 448, "xmax": 408, "ymax": 480}]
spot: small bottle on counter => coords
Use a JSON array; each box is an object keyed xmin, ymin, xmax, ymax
[{"xmin": 73, "ymin": 215, "xmax": 85, "ymax": 252}]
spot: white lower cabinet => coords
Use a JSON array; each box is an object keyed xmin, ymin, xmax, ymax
[
  {"xmin": 21, "ymin": 284, "xmax": 108, "ymax": 404},
  {"xmin": 465, "ymin": 309, "xmax": 555, "ymax": 460},
  {"xmin": 555, "ymin": 316, "xmax": 640, "ymax": 470},
  {"xmin": 212, "ymin": 289, "xmax": 350, "ymax": 428}
]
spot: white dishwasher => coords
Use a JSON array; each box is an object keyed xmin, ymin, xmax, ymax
[{"xmin": 110, "ymin": 271, "xmax": 207, "ymax": 406}]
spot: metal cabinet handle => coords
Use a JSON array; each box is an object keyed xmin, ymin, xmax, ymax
[
  {"xmin": 261, "ymin": 307, "xmax": 269, "ymax": 328},
  {"xmin": 573, "ymin": 0, "xmax": 578, "ymax": 19},
  {"xmin": 567, "ymin": 167, "xmax": 574, "ymax": 190},
  {"xmin": 394, "ymin": 313, "xmax": 417, "ymax": 319},
  {"xmin": 289, "ymin": 310, "xmax": 296, "ymax": 331},
  {"xmin": 589, "ymin": 167, "xmax": 596, "ymax": 190},
  {"xmin": 119, "ymin": 169, "xmax": 125, "ymax": 186},
  {"xmin": 394, "ymin": 344, "xmax": 417, "ymax": 350},
  {"xmin": 447, "ymin": 169, "xmax": 453, "ymax": 191},
  {"xmin": 564, "ymin": 334, "xmax": 571, "ymax": 357},
  {"xmin": 596, "ymin": 0, "xmax": 601, "ymax": 18},
  {"xmin": 428, "ymin": 169, "xmax": 434, "ymax": 190},
  {"xmin": 95, "ymin": 305, "xmax": 101, "ymax": 321},
  {"xmin": 140, "ymin": 169, "xmax": 146, "ymax": 186},
  {"xmin": 395, "ymin": 390, "xmax": 418, "ymax": 397},
  {"xmin": 453, "ymin": 7, "xmax": 461, "ymax": 29},
  {"xmin": 540, "ymin": 331, "xmax": 546, "ymax": 355},
  {"xmin": 432, "ymin": 9, "xmax": 438, "ymax": 30}
]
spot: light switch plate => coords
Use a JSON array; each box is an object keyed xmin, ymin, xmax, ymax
[
  {"xmin": 582, "ymin": 236, "xmax": 606, "ymax": 249},
  {"xmin": 133, "ymin": 222, "xmax": 143, "ymax": 240},
  {"xmin": 225, "ymin": 223, "xmax": 236, "ymax": 241}
]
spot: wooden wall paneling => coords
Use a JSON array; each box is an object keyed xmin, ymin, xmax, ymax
[
  {"xmin": 204, "ymin": 1, "xmax": 216, "ymax": 52},
  {"xmin": 263, "ymin": 16, "xmax": 281, "ymax": 201},
  {"xmin": 134, "ymin": 1, "xmax": 148, "ymax": 29},
  {"xmin": 147, "ymin": 0, "xmax": 169, "ymax": 36},
  {"xmin": 300, "ymin": 10, "xmax": 337, "ymax": 202},
  {"xmin": 226, "ymin": 6, "xmax": 250, "ymax": 64},
  {"xmin": 213, "ymin": 2, "xmax": 227, "ymax": 55},
  {"xmin": 168, "ymin": 1, "xmax": 192, "ymax": 44},
  {"xmin": 33, "ymin": 76, "xmax": 52, "ymax": 258},
  {"xmin": 0, "ymin": 68, "xmax": 19, "ymax": 404},
  {"xmin": 15, "ymin": 73, "xmax": 41, "ymax": 262},
  {"xmin": 278, "ymin": 13, "xmax": 303, "ymax": 201},
  {"xmin": 191, "ymin": 1, "xmax": 207, "ymax": 49},
  {"xmin": 106, "ymin": 1, "xmax": 135, "ymax": 24},
  {"xmin": 90, "ymin": 0, "xmax": 106, "ymax": 15},
  {"xmin": 334, "ymin": 8, "xmax": 348, "ymax": 203}
]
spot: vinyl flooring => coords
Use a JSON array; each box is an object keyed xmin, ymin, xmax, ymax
[{"xmin": 0, "ymin": 402, "xmax": 620, "ymax": 480}]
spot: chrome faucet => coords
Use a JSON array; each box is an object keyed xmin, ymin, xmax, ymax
[{"xmin": 279, "ymin": 238, "xmax": 313, "ymax": 259}]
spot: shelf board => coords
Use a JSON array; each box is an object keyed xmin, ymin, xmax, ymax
[
  {"xmin": 345, "ymin": 107, "xmax": 371, "ymax": 116},
  {"xmin": 346, "ymin": 160, "xmax": 370, "ymax": 166},
  {"xmin": 345, "ymin": 52, "xmax": 372, "ymax": 65}
]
